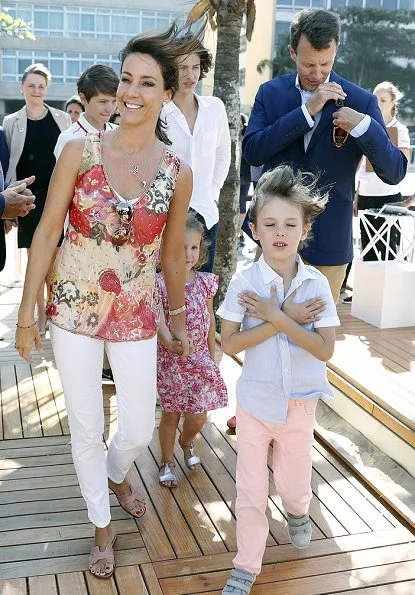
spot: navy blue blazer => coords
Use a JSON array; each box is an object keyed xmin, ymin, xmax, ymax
[{"xmin": 242, "ymin": 71, "xmax": 407, "ymax": 265}]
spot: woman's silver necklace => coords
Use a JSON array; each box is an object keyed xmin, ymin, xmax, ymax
[
  {"xmin": 27, "ymin": 105, "xmax": 48, "ymax": 121},
  {"xmin": 116, "ymin": 132, "xmax": 156, "ymax": 188}
]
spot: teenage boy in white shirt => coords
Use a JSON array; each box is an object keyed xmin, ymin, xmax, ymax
[
  {"xmin": 162, "ymin": 36, "xmax": 231, "ymax": 272},
  {"xmin": 54, "ymin": 64, "xmax": 119, "ymax": 160}
]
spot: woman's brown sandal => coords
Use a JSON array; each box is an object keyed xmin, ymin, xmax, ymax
[
  {"xmin": 88, "ymin": 534, "xmax": 117, "ymax": 579},
  {"xmin": 115, "ymin": 486, "xmax": 146, "ymax": 519}
]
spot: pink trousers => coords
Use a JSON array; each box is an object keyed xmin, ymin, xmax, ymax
[{"xmin": 233, "ymin": 399, "xmax": 317, "ymax": 575}]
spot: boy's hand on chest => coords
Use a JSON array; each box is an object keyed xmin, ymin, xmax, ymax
[{"xmin": 239, "ymin": 286, "xmax": 283, "ymax": 326}]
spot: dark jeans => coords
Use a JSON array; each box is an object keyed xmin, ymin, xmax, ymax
[
  {"xmin": 359, "ymin": 193, "xmax": 401, "ymax": 261},
  {"xmin": 190, "ymin": 209, "xmax": 218, "ymax": 273}
]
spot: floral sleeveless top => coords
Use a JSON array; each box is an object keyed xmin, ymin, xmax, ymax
[{"xmin": 46, "ymin": 133, "xmax": 180, "ymax": 341}]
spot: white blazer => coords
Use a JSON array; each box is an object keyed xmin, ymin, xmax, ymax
[{"xmin": 3, "ymin": 104, "xmax": 71, "ymax": 184}]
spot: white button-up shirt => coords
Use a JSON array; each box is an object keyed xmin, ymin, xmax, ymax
[
  {"xmin": 217, "ymin": 255, "xmax": 340, "ymax": 423},
  {"xmin": 162, "ymin": 94, "xmax": 231, "ymax": 229},
  {"xmin": 296, "ymin": 74, "xmax": 371, "ymax": 151}
]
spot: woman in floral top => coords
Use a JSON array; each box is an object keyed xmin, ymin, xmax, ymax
[{"xmin": 15, "ymin": 26, "xmax": 205, "ymax": 579}]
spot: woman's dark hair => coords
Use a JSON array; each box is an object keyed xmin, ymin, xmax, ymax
[
  {"xmin": 248, "ymin": 165, "xmax": 328, "ymax": 249},
  {"xmin": 290, "ymin": 9, "xmax": 340, "ymax": 52},
  {"xmin": 186, "ymin": 211, "xmax": 210, "ymax": 269},
  {"xmin": 119, "ymin": 22, "xmax": 206, "ymax": 144},
  {"xmin": 175, "ymin": 34, "xmax": 213, "ymax": 80},
  {"xmin": 64, "ymin": 96, "xmax": 84, "ymax": 112},
  {"xmin": 109, "ymin": 111, "xmax": 121, "ymax": 124}
]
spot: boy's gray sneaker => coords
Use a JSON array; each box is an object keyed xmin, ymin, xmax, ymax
[
  {"xmin": 287, "ymin": 512, "xmax": 312, "ymax": 549},
  {"xmin": 222, "ymin": 568, "xmax": 256, "ymax": 594}
]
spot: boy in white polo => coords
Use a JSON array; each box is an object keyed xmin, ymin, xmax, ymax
[{"xmin": 54, "ymin": 64, "xmax": 119, "ymax": 160}]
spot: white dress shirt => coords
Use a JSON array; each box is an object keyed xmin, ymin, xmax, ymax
[
  {"xmin": 217, "ymin": 255, "xmax": 340, "ymax": 424},
  {"xmin": 162, "ymin": 94, "xmax": 231, "ymax": 229},
  {"xmin": 296, "ymin": 74, "xmax": 371, "ymax": 151},
  {"xmin": 54, "ymin": 113, "xmax": 116, "ymax": 159}
]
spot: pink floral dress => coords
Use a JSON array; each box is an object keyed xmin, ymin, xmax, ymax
[
  {"xmin": 156, "ymin": 272, "xmax": 228, "ymax": 414},
  {"xmin": 46, "ymin": 133, "xmax": 180, "ymax": 341}
]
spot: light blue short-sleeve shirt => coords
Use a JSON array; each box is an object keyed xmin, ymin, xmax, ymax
[{"xmin": 217, "ymin": 255, "xmax": 340, "ymax": 424}]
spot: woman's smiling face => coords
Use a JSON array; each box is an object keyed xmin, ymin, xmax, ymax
[{"xmin": 117, "ymin": 53, "xmax": 172, "ymax": 125}]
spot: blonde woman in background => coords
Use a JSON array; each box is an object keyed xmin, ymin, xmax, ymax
[
  {"xmin": 355, "ymin": 82, "xmax": 410, "ymax": 259},
  {"xmin": 3, "ymin": 63, "xmax": 71, "ymax": 333},
  {"xmin": 342, "ymin": 82, "xmax": 411, "ymax": 304}
]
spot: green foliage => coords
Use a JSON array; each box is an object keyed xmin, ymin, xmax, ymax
[
  {"xmin": 334, "ymin": 8, "xmax": 415, "ymax": 119},
  {"xmin": 257, "ymin": 32, "xmax": 293, "ymax": 78},
  {"xmin": 0, "ymin": 8, "xmax": 35, "ymax": 40}
]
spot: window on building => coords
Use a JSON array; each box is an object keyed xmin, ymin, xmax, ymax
[
  {"xmin": 348, "ymin": 0, "xmax": 363, "ymax": 6},
  {"xmin": 142, "ymin": 16, "xmax": 156, "ymax": 31},
  {"xmin": 81, "ymin": 14, "xmax": 95, "ymax": 32},
  {"xmin": 274, "ymin": 22, "xmax": 290, "ymax": 48},
  {"xmin": 311, "ymin": 0, "xmax": 327, "ymax": 7},
  {"xmin": 34, "ymin": 10, "xmax": 48, "ymax": 30},
  {"xmin": 330, "ymin": 0, "xmax": 347, "ymax": 7},
  {"xmin": 50, "ymin": 12, "xmax": 63, "ymax": 31},
  {"xmin": 383, "ymin": 0, "xmax": 398, "ymax": 8},
  {"xmin": 398, "ymin": 0, "xmax": 412, "ymax": 7},
  {"xmin": 2, "ymin": 4, "xmax": 181, "ymax": 41},
  {"xmin": 67, "ymin": 11, "xmax": 80, "ymax": 36},
  {"xmin": 18, "ymin": 59, "xmax": 32, "ymax": 75},
  {"xmin": 2, "ymin": 50, "xmax": 120, "ymax": 84}
]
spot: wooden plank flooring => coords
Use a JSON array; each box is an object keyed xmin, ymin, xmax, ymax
[
  {"xmin": 1, "ymin": 287, "xmax": 415, "ymax": 593},
  {"xmin": 332, "ymin": 303, "xmax": 415, "ymax": 430}
]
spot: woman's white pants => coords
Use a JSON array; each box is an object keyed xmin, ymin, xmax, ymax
[{"xmin": 50, "ymin": 323, "xmax": 156, "ymax": 528}]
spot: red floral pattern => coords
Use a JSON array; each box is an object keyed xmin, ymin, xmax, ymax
[
  {"xmin": 98, "ymin": 269, "xmax": 122, "ymax": 296},
  {"xmin": 46, "ymin": 133, "xmax": 180, "ymax": 341}
]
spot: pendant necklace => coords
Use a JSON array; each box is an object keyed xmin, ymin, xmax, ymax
[{"xmin": 116, "ymin": 132, "xmax": 156, "ymax": 188}]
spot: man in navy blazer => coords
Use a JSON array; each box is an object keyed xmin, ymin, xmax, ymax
[
  {"xmin": 243, "ymin": 9, "xmax": 407, "ymax": 302},
  {"xmin": 0, "ymin": 126, "xmax": 35, "ymax": 272}
]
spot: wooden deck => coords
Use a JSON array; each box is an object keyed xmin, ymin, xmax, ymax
[
  {"xmin": 330, "ymin": 303, "xmax": 415, "ymax": 438},
  {"xmin": 1, "ymin": 286, "xmax": 415, "ymax": 593}
]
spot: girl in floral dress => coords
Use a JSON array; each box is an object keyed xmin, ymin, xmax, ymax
[{"xmin": 157, "ymin": 211, "xmax": 228, "ymax": 487}]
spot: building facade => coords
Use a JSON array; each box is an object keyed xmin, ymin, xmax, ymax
[{"xmin": 0, "ymin": 0, "xmax": 184, "ymax": 118}]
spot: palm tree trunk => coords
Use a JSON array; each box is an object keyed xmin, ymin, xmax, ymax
[{"xmin": 212, "ymin": 3, "xmax": 244, "ymax": 311}]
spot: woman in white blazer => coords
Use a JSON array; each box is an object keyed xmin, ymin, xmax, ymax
[{"xmin": 3, "ymin": 63, "xmax": 70, "ymax": 334}]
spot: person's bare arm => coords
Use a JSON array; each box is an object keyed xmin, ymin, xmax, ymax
[
  {"xmin": 157, "ymin": 305, "xmax": 183, "ymax": 355},
  {"xmin": 16, "ymin": 139, "xmax": 84, "ymax": 362},
  {"xmin": 221, "ymin": 318, "xmax": 279, "ymax": 356},
  {"xmin": 160, "ymin": 161, "xmax": 192, "ymax": 357}
]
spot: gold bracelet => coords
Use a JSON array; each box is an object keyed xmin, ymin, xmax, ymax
[
  {"xmin": 168, "ymin": 305, "xmax": 186, "ymax": 316},
  {"xmin": 16, "ymin": 321, "xmax": 37, "ymax": 329}
]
